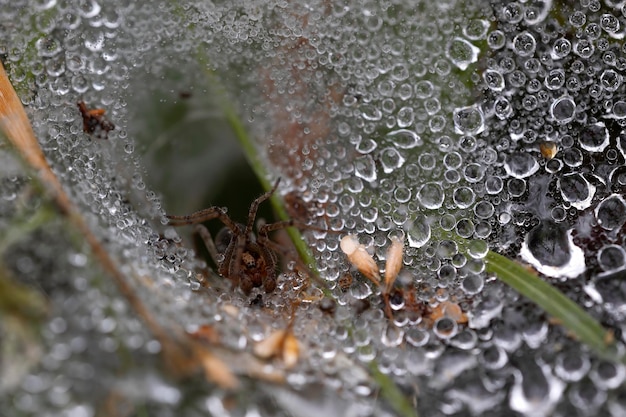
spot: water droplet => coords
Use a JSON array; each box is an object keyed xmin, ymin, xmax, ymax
[
  {"xmin": 598, "ymin": 245, "xmax": 626, "ymax": 273},
  {"xmin": 446, "ymin": 37, "xmax": 480, "ymax": 70},
  {"xmin": 509, "ymin": 362, "xmax": 564, "ymax": 416},
  {"xmin": 504, "ymin": 152, "xmax": 539, "ymax": 179},
  {"xmin": 612, "ymin": 101, "xmax": 626, "ymax": 119},
  {"xmin": 396, "ymin": 106, "xmax": 414, "ymax": 128},
  {"xmin": 551, "ymin": 38, "xmax": 572, "ymax": 59},
  {"xmin": 595, "ymin": 194, "xmax": 626, "ymax": 231},
  {"xmin": 350, "ymin": 281, "xmax": 373, "ymax": 300},
  {"xmin": 453, "ymin": 105, "xmax": 485, "ymax": 135},
  {"xmin": 600, "ymin": 13, "xmax": 621, "ymax": 34},
  {"xmin": 433, "ymin": 317, "xmax": 458, "ymax": 339},
  {"xmin": 381, "ymin": 325, "xmax": 403, "ymax": 347},
  {"xmin": 386, "ymin": 129, "xmax": 421, "ymax": 149},
  {"xmin": 406, "ymin": 215, "xmax": 431, "ymax": 248},
  {"xmin": 601, "ymin": 69, "xmax": 622, "ymax": 92},
  {"xmin": 519, "ymin": 221, "xmax": 586, "ymax": 279},
  {"xmin": 452, "ymin": 186, "xmax": 475, "ymax": 209},
  {"xmin": 545, "ymin": 69, "xmax": 565, "ymax": 90},
  {"xmin": 418, "ymin": 182, "xmax": 445, "ymax": 209},
  {"xmin": 555, "ymin": 351, "xmax": 591, "ymax": 382},
  {"xmin": 379, "ymin": 147, "xmax": 405, "ymax": 173},
  {"xmin": 512, "ymin": 31, "xmax": 537, "ymax": 57},
  {"xmin": 558, "ymin": 173, "xmax": 596, "ymax": 210},
  {"xmin": 462, "ymin": 274, "xmax": 484, "ymax": 294},
  {"xmin": 354, "ymin": 155, "xmax": 377, "ymax": 182},
  {"xmin": 487, "ymin": 30, "xmax": 506, "ymax": 49},
  {"xmin": 570, "ymin": 380, "xmax": 607, "ymax": 413},
  {"xmin": 480, "ymin": 345, "xmax": 508, "ymax": 370},
  {"xmin": 406, "ymin": 328, "xmax": 429, "ymax": 347},
  {"xmin": 483, "ymin": 69, "xmax": 505, "ymax": 91},
  {"xmin": 590, "ymin": 361, "xmax": 625, "ymax": 390}
]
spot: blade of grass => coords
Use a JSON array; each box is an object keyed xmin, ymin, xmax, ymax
[
  {"xmin": 368, "ymin": 362, "xmax": 419, "ymax": 417},
  {"xmin": 485, "ymin": 250, "xmax": 620, "ymax": 361}
]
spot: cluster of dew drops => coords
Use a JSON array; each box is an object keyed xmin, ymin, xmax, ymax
[
  {"xmin": 2, "ymin": 0, "xmax": 626, "ymax": 416},
  {"xmin": 156, "ymin": 0, "xmax": 626, "ymax": 415},
  {"xmin": 245, "ymin": 0, "xmax": 626, "ymax": 415}
]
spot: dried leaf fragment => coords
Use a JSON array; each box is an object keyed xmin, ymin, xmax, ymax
[
  {"xmin": 429, "ymin": 301, "xmax": 468, "ymax": 325},
  {"xmin": 340, "ymin": 235, "xmax": 381, "ymax": 285},
  {"xmin": 253, "ymin": 329, "xmax": 301, "ymax": 369},
  {"xmin": 383, "ymin": 236, "xmax": 404, "ymax": 294},
  {"xmin": 540, "ymin": 141, "xmax": 558, "ymax": 159},
  {"xmin": 77, "ymin": 101, "xmax": 115, "ymax": 139},
  {"xmin": 196, "ymin": 346, "xmax": 240, "ymax": 389}
]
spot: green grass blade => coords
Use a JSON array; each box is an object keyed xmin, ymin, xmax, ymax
[
  {"xmin": 485, "ymin": 251, "xmax": 619, "ymax": 361},
  {"xmin": 368, "ymin": 362, "xmax": 419, "ymax": 417}
]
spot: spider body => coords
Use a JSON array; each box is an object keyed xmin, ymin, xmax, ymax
[
  {"xmin": 214, "ymin": 225, "xmax": 277, "ymax": 294},
  {"xmin": 167, "ymin": 180, "xmax": 299, "ymax": 295}
]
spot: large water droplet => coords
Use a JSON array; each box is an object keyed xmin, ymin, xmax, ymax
[
  {"xmin": 579, "ymin": 122, "xmax": 609, "ymax": 152},
  {"xmin": 354, "ymin": 155, "xmax": 377, "ymax": 182},
  {"xmin": 509, "ymin": 361, "xmax": 564, "ymax": 416},
  {"xmin": 504, "ymin": 152, "xmax": 539, "ymax": 179},
  {"xmin": 406, "ymin": 215, "xmax": 431, "ymax": 248},
  {"xmin": 519, "ymin": 221, "xmax": 586, "ymax": 279},
  {"xmin": 512, "ymin": 31, "xmax": 537, "ymax": 57},
  {"xmin": 598, "ymin": 245, "xmax": 626, "ymax": 273},
  {"xmin": 550, "ymin": 97, "xmax": 576, "ymax": 123},
  {"xmin": 386, "ymin": 129, "xmax": 421, "ymax": 149},
  {"xmin": 418, "ymin": 182, "xmax": 445, "ymax": 209},
  {"xmin": 558, "ymin": 173, "xmax": 595, "ymax": 210},
  {"xmin": 595, "ymin": 194, "xmax": 626, "ymax": 231},
  {"xmin": 446, "ymin": 37, "xmax": 480, "ymax": 70},
  {"xmin": 453, "ymin": 105, "xmax": 485, "ymax": 135},
  {"xmin": 379, "ymin": 147, "xmax": 405, "ymax": 173}
]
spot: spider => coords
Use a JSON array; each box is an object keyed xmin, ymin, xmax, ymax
[{"xmin": 166, "ymin": 179, "xmax": 316, "ymax": 295}]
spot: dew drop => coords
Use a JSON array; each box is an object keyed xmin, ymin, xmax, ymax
[
  {"xmin": 512, "ymin": 31, "xmax": 536, "ymax": 57},
  {"xmin": 417, "ymin": 182, "xmax": 445, "ymax": 210},
  {"xmin": 504, "ymin": 152, "xmax": 539, "ymax": 179},
  {"xmin": 452, "ymin": 186, "xmax": 475, "ymax": 209},
  {"xmin": 453, "ymin": 105, "xmax": 485, "ymax": 135},
  {"xmin": 520, "ymin": 221, "xmax": 586, "ymax": 278},
  {"xmin": 446, "ymin": 37, "xmax": 480, "ymax": 70},
  {"xmin": 483, "ymin": 69, "xmax": 505, "ymax": 91},
  {"xmin": 598, "ymin": 245, "xmax": 626, "ymax": 273},
  {"xmin": 406, "ymin": 215, "xmax": 431, "ymax": 248},
  {"xmin": 551, "ymin": 38, "xmax": 572, "ymax": 59},
  {"xmin": 433, "ymin": 317, "xmax": 458, "ymax": 339},
  {"xmin": 579, "ymin": 122, "xmax": 609, "ymax": 153},
  {"xmin": 379, "ymin": 147, "xmax": 405, "ymax": 173},
  {"xmin": 386, "ymin": 129, "xmax": 421, "ymax": 149},
  {"xmin": 595, "ymin": 194, "xmax": 626, "ymax": 231},
  {"xmin": 354, "ymin": 155, "xmax": 377, "ymax": 182},
  {"xmin": 558, "ymin": 173, "xmax": 595, "ymax": 210}
]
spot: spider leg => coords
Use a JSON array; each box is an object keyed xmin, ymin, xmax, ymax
[
  {"xmin": 244, "ymin": 178, "xmax": 281, "ymax": 236},
  {"xmin": 258, "ymin": 219, "xmax": 341, "ymax": 235},
  {"xmin": 228, "ymin": 233, "xmax": 255, "ymax": 294},
  {"xmin": 193, "ymin": 225, "xmax": 222, "ymax": 269},
  {"xmin": 167, "ymin": 206, "xmax": 238, "ymax": 231}
]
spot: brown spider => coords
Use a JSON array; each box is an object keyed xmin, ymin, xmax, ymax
[{"xmin": 166, "ymin": 179, "xmax": 315, "ymax": 295}]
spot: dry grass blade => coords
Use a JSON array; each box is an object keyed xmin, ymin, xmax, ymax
[{"xmin": 0, "ymin": 62, "xmax": 238, "ymax": 389}]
